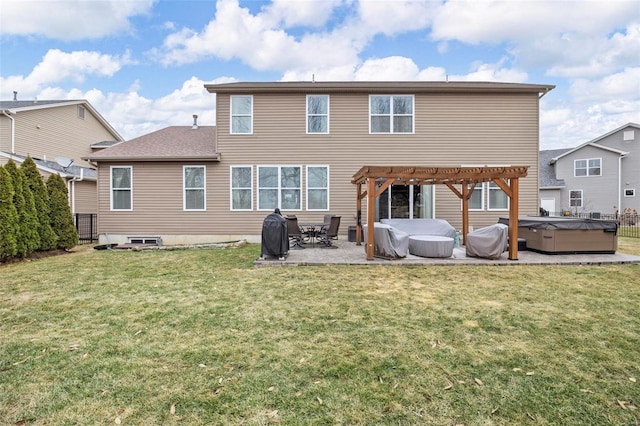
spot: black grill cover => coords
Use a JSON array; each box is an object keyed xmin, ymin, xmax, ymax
[{"xmin": 261, "ymin": 212, "xmax": 289, "ymax": 258}]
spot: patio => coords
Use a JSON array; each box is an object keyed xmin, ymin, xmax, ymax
[{"xmin": 254, "ymin": 239, "xmax": 640, "ymax": 266}]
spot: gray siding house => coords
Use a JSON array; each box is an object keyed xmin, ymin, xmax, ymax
[
  {"xmin": 86, "ymin": 81, "xmax": 553, "ymax": 246},
  {"xmin": 1, "ymin": 96, "xmax": 123, "ymax": 214},
  {"xmin": 540, "ymin": 123, "xmax": 639, "ymax": 217}
]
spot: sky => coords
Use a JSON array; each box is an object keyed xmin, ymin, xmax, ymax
[{"xmin": 0, "ymin": 0, "xmax": 639, "ymax": 149}]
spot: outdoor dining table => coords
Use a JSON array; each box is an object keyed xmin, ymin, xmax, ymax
[{"xmin": 300, "ymin": 223, "xmax": 326, "ymax": 247}]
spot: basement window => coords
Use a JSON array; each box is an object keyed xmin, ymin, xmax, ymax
[
  {"xmin": 128, "ymin": 237, "xmax": 162, "ymax": 245},
  {"xmin": 625, "ymin": 189, "xmax": 635, "ymax": 197}
]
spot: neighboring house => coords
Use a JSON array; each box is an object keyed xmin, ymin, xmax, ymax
[
  {"xmin": 86, "ymin": 81, "xmax": 553, "ymax": 245},
  {"xmin": 540, "ymin": 123, "xmax": 639, "ymax": 216},
  {"xmin": 0, "ymin": 95, "xmax": 123, "ymax": 214}
]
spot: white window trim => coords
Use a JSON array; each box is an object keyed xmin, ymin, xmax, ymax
[
  {"xmin": 306, "ymin": 95, "xmax": 330, "ymax": 134},
  {"xmin": 110, "ymin": 165, "xmax": 132, "ymax": 211},
  {"xmin": 369, "ymin": 94, "xmax": 415, "ymax": 134},
  {"xmin": 306, "ymin": 165, "xmax": 330, "ymax": 211},
  {"xmin": 257, "ymin": 165, "xmax": 302, "ymax": 211},
  {"xmin": 183, "ymin": 165, "xmax": 206, "ymax": 211},
  {"xmin": 574, "ymin": 158, "xmax": 602, "ymax": 177},
  {"xmin": 623, "ymin": 130, "xmax": 635, "ymax": 141},
  {"xmin": 624, "ymin": 188, "xmax": 635, "ymax": 197},
  {"xmin": 230, "ymin": 165, "xmax": 253, "ymax": 211},
  {"xmin": 570, "ymin": 189, "xmax": 583, "ymax": 207},
  {"xmin": 230, "ymin": 95, "xmax": 253, "ymax": 135},
  {"xmin": 487, "ymin": 181, "xmax": 510, "ymax": 211}
]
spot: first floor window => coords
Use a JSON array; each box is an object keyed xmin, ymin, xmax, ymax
[
  {"xmin": 184, "ymin": 166, "xmax": 205, "ymax": 210},
  {"xmin": 570, "ymin": 190, "xmax": 583, "ymax": 207},
  {"xmin": 258, "ymin": 166, "xmax": 301, "ymax": 210},
  {"xmin": 488, "ymin": 181, "xmax": 509, "ymax": 210},
  {"xmin": 307, "ymin": 166, "xmax": 329, "ymax": 210},
  {"xmin": 231, "ymin": 166, "xmax": 253, "ymax": 210},
  {"xmin": 111, "ymin": 166, "xmax": 132, "ymax": 210},
  {"xmin": 468, "ymin": 183, "xmax": 484, "ymax": 210}
]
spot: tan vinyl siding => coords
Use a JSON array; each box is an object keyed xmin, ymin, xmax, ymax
[
  {"xmin": 214, "ymin": 91, "xmax": 540, "ymax": 233},
  {"xmin": 72, "ymin": 180, "xmax": 97, "ymax": 214},
  {"xmin": 0, "ymin": 116, "xmax": 11, "ymax": 152},
  {"xmin": 14, "ymin": 105, "xmax": 114, "ymax": 168},
  {"xmin": 96, "ymin": 88, "xmax": 543, "ymax": 242}
]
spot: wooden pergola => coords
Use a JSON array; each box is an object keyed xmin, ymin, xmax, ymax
[{"xmin": 351, "ymin": 166, "xmax": 529, "ymax": 261}]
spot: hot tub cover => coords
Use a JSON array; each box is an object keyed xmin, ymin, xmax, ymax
[{"xmin": 499, "ymin": 216, "xmax": 618, "ymax": 231}]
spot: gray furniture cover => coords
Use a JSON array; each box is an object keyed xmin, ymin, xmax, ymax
[
  {"xmin": 381, "ymin": 218, "xmax": 456, "ymax": 239},
  {"xmin": 465, "ymin": 223, "xmax": 508, "ymax": 259},
  {"xmin": 362, "ymin": 223, "xmax": 409, "ymax": 258}
]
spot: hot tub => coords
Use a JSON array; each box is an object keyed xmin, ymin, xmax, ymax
[{"xmin": 498, "ymin": 216, "xmax": 618, "ymax": 254}]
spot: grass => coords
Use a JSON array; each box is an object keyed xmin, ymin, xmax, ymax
[{"xmin": 1, "ymin": 239, "xmax": 639, "ymax": 425}]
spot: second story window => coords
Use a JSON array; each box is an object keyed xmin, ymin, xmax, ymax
[
  {"xmin": 231, "ymin": 95, "xmax": 252, "ymax": 134},
  {"xmin": 575, "ymin": 158, "xmax": 601, "ymax": 177},
  {"xmin": 77, "ymin": 105, "xmax": 85, "ymax": 119},
  {"xmin": 370, "ymin": 95, "xmax": 414, "ymax": 134},
  {"xmin": 307, "ymin": 95, "xmax": 329, "ymax": 134}
]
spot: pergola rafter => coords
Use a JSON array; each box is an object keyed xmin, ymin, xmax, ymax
[{"xmin": 352, "ymin": 166, "xmax": 529, "ymax": 261}]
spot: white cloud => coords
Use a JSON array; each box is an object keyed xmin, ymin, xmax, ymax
[
  {"xmin": 357, "ymin": 0, "xmax": 436, "ymax": 36},
  {"xmin": 0, "ymin": 0, "xmax": 154, "ymax": 40},
  {"xmin": 431, "ymin": 1, "xmax": 639, "ymax": 79},
  {"xmin": 150, "ymin": 0, "xmax": 361, "ymax": 70},
  {"xmin": 569, "ymin": 67, "xmax": 640, "ymax": 104},
  {"xmin": 0, "ymin": 49, "xmax": 133, "ymax": 99},
  {"xmin": 264, "ymin": 0, "xmax": 343, "ymax": 28},
  {"xmin": 431, "ymin": 0, "xmax": 636, "ymax": 44}
]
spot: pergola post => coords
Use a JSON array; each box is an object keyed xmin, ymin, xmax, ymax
[
  {"xmin": 461, "ymin": 184, "xmax": 469, "ymax": 246},
  {"xmin": 355, "ymin": 183, "xmax": 362, "ymax": 246},
  {"xmin": 508, "ymin": 177, "xmax": 520, "ymax": 260},
  {"xmin": 366, "ymin": 177, "xmax": 376, "ymax": 260}
]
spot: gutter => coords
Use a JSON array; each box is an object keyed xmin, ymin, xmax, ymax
[{"xmin": 2, "ymin": 109, "xmax": 15, "ymax": 153}]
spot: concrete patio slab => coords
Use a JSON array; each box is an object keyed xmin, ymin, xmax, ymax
[{"xmin": 254, "ymin": 239, "xmax": 640, "ymax": 267}]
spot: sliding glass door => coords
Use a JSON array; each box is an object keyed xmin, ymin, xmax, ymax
[{"xmin": 375, "ymin": 184, "xmax": 433, "ymax": 221}]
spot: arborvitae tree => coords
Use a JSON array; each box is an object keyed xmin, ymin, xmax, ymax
[
  {"xmin": 0, "ymin": 165, "xmax": 19, "ymax": 260},
  {"xmin": 20, "ymin": 156, "xmax": 57, "ymax": 251},
  {"xmin": 47, "ymin": 173, "xmax": 78, "ymax": 250},
  {"xmin": 5, "ymin": 160, "xmax": 40, "ymax": 257}
]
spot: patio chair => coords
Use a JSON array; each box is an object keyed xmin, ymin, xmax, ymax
[
  {"xmin": 286, "ymin": 215, "xmax": 306, "ymax": 249},
  {"xmin": 318, "ymin": 215, "xmax": 341, "ymax": 248}
]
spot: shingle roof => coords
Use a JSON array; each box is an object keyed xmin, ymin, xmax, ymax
[
  {"xmin": 84, "ymin": 126, "xmax": 218, "ymax": 162},
  {"xmin": 0, "ymin": 100, "xmax": 76, "ymax": 109},
  {"xmin": 4, "ymin": 153, "xmax": 97, "ymax": 180},
  {"xmin": 539, "ymin": 149, "xmax": 570, "ymax": 188},
  {"xmin": 206, "ymin": 81, "xmax": 555, "ymax": 96}
]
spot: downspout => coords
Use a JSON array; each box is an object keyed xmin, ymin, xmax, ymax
[
  {"xmin": 67, "ymin": 168, "xmax": 84, "ymax": 215},
  {"xmin": 618, "ymin": 154, "xmax": 625, "ymax": 216},
  {"xmin": 2, "ymin": 110, "xmax": 15, "ymax": 153}
]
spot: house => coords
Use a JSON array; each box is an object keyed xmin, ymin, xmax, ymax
[
  {"xmin": 0, "ymin": 94, "xmax": 124, "ymax": 215},
  {"xmin": 540, "ymin": 123, "xmax": 639, "ymax": 217},
  {"xmin": 86, "ymin": 81, "xmax": 553, "ymax": 246}
]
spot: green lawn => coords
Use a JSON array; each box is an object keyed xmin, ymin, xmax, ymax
[{"xmin": 1, "ymin": 239, "xmax": 639, "ymax": 425}]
